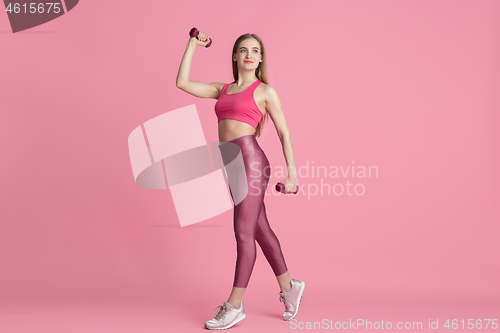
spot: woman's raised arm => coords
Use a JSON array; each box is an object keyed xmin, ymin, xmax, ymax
[{"xmin": 176, "ymin": 34, "xmax": 224, "ymax": 99}]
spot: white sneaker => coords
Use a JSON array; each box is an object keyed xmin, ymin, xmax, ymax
[
  {"xmin": 279, "ymin": 279, "xmax": 305, "ymax": 321},
  {"xmin": 205, "ymin": 301, "xmax": 246, "ymax": 330}
]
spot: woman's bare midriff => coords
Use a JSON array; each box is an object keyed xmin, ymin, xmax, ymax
[{"xmin": 218, "ymin": 119, "xmax": 256, "ymax": 143}]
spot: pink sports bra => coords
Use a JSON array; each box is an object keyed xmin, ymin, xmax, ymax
[{"xmin": 214, "ymin": 79, "xmax": 264, "ymax": 129}]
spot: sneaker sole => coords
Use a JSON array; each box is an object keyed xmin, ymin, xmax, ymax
[
  {"xmin": 205, "ymin": 313, "xmax": 246, "ymax": 330},
  {"xmin": 285, "ymin": 281, "xmax": 305, "ymax": 321}
]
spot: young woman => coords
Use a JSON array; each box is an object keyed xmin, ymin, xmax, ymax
[{"xmin": 176, "ymin": 30, "xmax": 305, "ymax": 330}]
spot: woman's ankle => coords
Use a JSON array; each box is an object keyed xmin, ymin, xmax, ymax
[
  {"xmin": 280, "ymin": 280, "xmax": 292, "ymax": 294},
  {"xmin": 228, "ymin": 301, "xmax": 241, "ymax": 309}
]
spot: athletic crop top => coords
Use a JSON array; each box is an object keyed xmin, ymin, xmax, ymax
[{"xmin": 214, "ymin": 79, "xmax": 264, "ymax": 129}]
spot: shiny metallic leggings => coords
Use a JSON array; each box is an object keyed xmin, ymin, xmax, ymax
[{"xmin": 219, "ymin": 134, "xmax": 288, "ymax": 288}]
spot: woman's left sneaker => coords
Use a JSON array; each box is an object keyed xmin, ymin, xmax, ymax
[
  {"xmin": 279, "ymin": 279, "xmax": 305, "ymax": 321},
  {"xmin": 205, "ymin": 301, "xmax": 246, "ymax": 330}
]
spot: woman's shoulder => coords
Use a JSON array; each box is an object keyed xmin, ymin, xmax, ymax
[
  {"xmin": 258, "ymin": 81, "xmax": 276, "ymax": 91},
  {"xmin": 258, "ymin": 82, "xmax": 279, "ymax": 100}
]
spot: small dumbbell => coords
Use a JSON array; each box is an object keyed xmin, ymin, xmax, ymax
[
  {"xmin": 189, "ymin": 27, "xmax": 212, "ymax": 48},
  {"xmin": 275, "ymin": 182, "xmax": 299, "ymax": 194}
]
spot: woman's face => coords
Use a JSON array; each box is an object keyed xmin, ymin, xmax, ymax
[{"xmin": 233, "ymin": 38, "xmax": 262, "ymax": 69}]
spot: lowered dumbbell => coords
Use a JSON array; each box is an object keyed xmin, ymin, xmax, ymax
[{"xmin": 275, "ymin": 182, "xmax": 299, "ymax": 194}]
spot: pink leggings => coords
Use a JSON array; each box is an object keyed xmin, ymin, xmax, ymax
[{"xmin": 219, "ymin": 134, "xmax": 288, "ymax": 288}]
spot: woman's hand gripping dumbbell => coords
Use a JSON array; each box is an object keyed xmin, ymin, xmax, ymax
[
  {"xmin": 275, "ymin": 181, "xmax": 299, "ymax": 194},
  {"xmin": 189, "ymin": 27, "xmax": 212, "ymax": 47}
]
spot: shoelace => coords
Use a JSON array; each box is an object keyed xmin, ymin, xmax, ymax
[
  {"xmin": 213, "ymin": 304, "xmax": 230, "ymax": 321},
  {"xmin": 279, "ymin": 294, "xmax": 292, "ymax": 312}
]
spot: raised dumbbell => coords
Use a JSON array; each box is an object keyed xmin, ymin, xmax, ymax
[{"xmin": 189, "ymin": 27, "xmax": 212, "ymax": 48}]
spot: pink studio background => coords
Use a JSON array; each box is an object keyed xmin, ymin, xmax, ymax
[{"xmin": 1, "ymin": 1, "xmax": 499, "ymax": 332}]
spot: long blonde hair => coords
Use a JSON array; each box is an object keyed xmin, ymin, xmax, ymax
[{"xmin": 231, "ymin": 34, "xmax": 269, "ymax": 138}]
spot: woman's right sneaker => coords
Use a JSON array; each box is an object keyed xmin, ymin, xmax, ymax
[
  {"xmin": 205, "ymin": 301, "xmax": 246, "ymax": 330},
  {"xmin": 278, "ymin": 279, "xmax": 305, "ymax": 321}
]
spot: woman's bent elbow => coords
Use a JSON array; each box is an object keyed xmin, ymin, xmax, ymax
[{"xmin": 176, "ymin": 80, "xmax": 190, "ymax": 90}]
